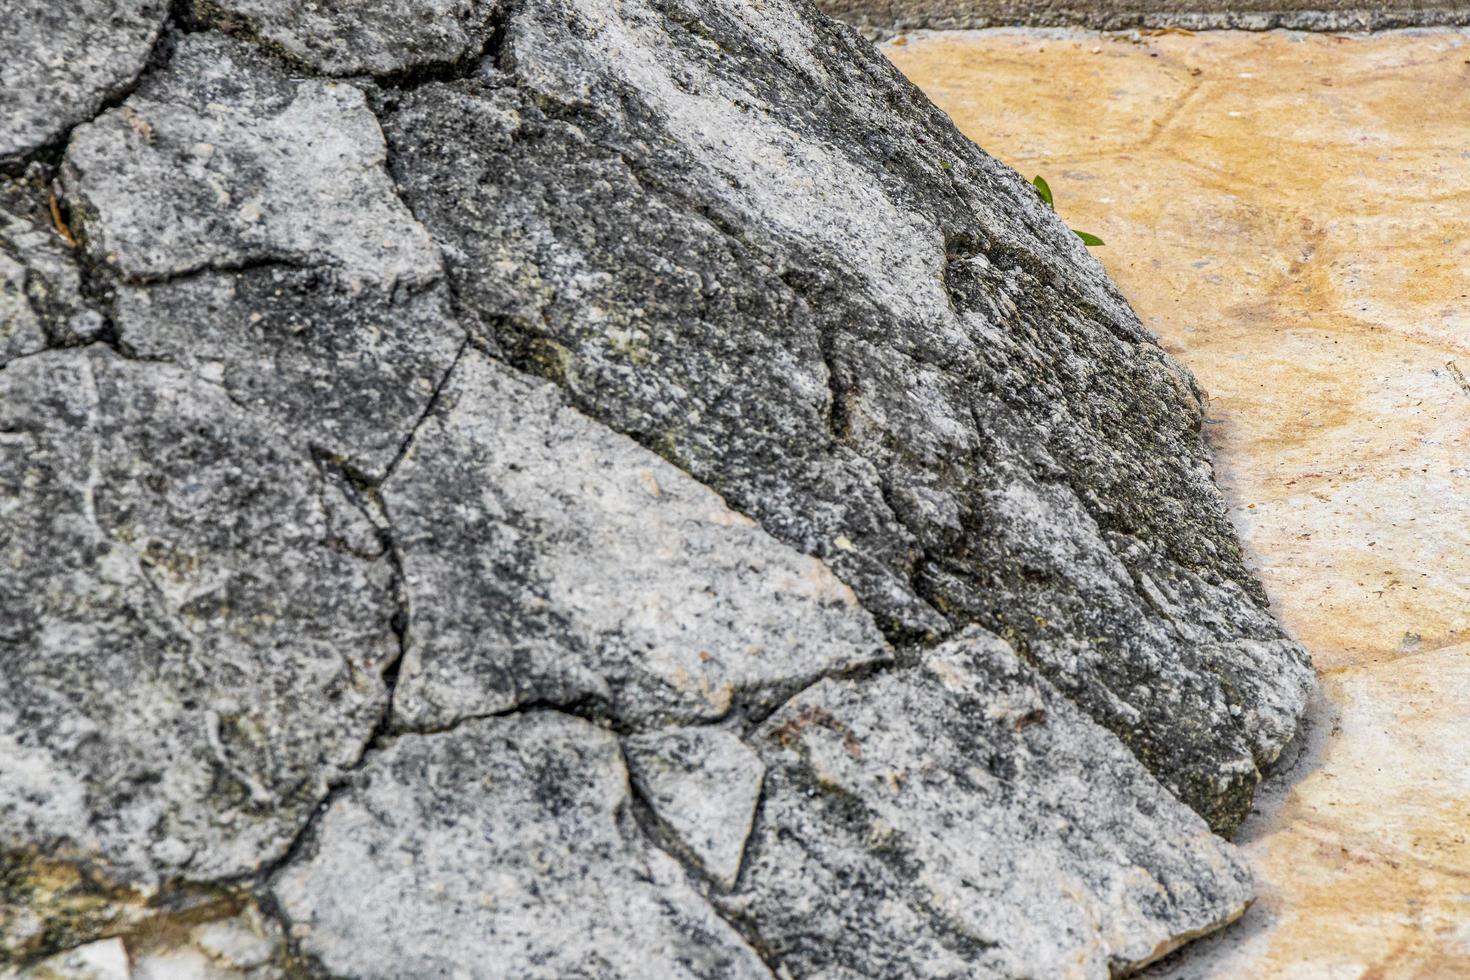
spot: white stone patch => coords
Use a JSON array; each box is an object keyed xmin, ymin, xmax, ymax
[{"xmin": 624, "ymin": 727, "xmax": 765, "ymax": 889}]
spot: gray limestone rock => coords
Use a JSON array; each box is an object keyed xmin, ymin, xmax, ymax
[
  {"xmin": 61, "ymin": 33, "xmax": 465, "ymax": 477},
  {"xmin": 381, "ymin": 0, "xmax": 1313, "ymax": 831},
  {"xmin": 62, "ymin": 33, "xmax": 441, "ymax": 290},
  {"xmin": 0, "ymin": 1, "xmax": 168, "ymax": 166},
  {"xmin": 0, "ymin": 349, "xmax": 395, "ymax": 961},
  {"xmin": 271, "ymin": 711, "xmax": 772, "ymax": 979},
  {"xmin": 624, "ymin": 728, "xmax": 765, "ymax": 889},
  {"xmin": 382, "ymin": 349, "xmax": 890, "ymax": 730},
  {"xmin": 191, "ymin": 0, "xmax": 501, "ymax": 76},
  {"xmin": 725, "ymin": 629, "xmax": 1254, "ymax": 979},
  {"xmin": 111, "ymin": 271, "xmax": 464, "ymax": 480}
]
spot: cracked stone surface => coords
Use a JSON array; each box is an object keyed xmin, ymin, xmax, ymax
[
  {"xmin": 382, "ymin": 0, "xmax": 1312, "ymax": 833},
  {"xmin": 192, "ymin": 0, "xmax": 502, "ymax": 77},
  {"xmin": 191, "ymin": 0, "xmax": 502, "ymax": 77},
  {"xmin": 383, "ymin": 348, "xmax": 890, "ymax": 730},
  {"xmin": 62, "ymin": 33, "xmax": 442, "ymax": 289},
  {"xmin": 0, "ymin": 349, "xmax": 395, "ymax": 962},
  {"xmin": 2, "ymin": 0, "xmax": 1321, "ymax": 974},
  {"xmin": 0, "ymin": 1, "xmax": 169, "ymax": 166},
  {"xmin": 624, "ymin": 727, "xmax": 765, "ymax": 889},
  {"xmin": 111, "ymin": 272, "xmax": 464, "ymax": 480},
  {"xmin": 61, "ymin": 33, "xmax": 464, "ymax": 477},
  {"xmin": 727, "ymin": 628, "xmax": 1254, "ymax": 978},
  {"xmin": 271, "ymin": 711, "xmax": 772, "ymax": 979},
  {"xmin": 0, "ymin": 169, "xmax": 106, "ymax": 361}
]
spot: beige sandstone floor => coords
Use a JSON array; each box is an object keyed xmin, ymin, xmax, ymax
[{"xmin": 887, "ymin": 27, "xmax": 1470, "ymax": 978}]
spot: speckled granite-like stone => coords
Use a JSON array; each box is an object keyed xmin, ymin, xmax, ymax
[
  {"xmin": 0, "ymin": 1, "xmax": 168, "ymax": 165},
  {"xmin": 272, "ymin": 712, "xmax": 771, "ymax": 979}
]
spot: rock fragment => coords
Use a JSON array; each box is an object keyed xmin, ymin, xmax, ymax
[
  {"xmin": 0, "ymin": 349, "xmax": 395, "ymax": 961},
  {"xmin": 190, "ymin": 0, "xmax": 501, "ymax": 77},
  {"xmin": 62, "ymin": 33, "xmax": 440, "ymax": 289},
  {"xmin": 272, "ymin": 712, "xmax": 772, "ymax": 979},
  {"xmin": 382, "ymin": 349, "xmax": 890, "ymax": 730},
  {"xmin": 60, "ymin": 33, "xmax": 464, "ymax": 477},
  {"xmin": 0, "ymin": 1, "xmax": 168, "ymax": 165},
  {"xmin": 624, "ymin": 728, "xmax": 765, "ymax": 889},
  {"xmin": 726, "ymin": 628, "xmax": 1255, "ymax": 979}
]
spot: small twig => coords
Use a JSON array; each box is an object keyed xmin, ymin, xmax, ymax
[
  {"xmin": 1447, "ymin": 361, "xmax": 1470, "ymax": 398},
  {"xmin": 48, "ymin": 191, "xmax": 77, "ymax": 249}
]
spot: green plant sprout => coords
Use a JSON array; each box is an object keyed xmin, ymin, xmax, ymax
[{"xmin": 1032, "ymin": 175, "xmax": 1104, "ymax": 246}]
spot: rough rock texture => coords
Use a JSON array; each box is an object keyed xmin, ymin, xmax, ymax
[
  {"xmin": 726, "ymin": 629, "xmax": 1253, "ymax": 977},
  {"xmin": 889, "ymin": 28, "xmax": 1470, "ymax": 973},
  {"xmin": 0, "ymin": 168, "xmax": 107, "ymax": 360},
  {"xmin": 0, "ymin": 350, "xmax": 395, "ymax": 960},
  {"xmin": 382, "ymin": 0, "xmax": 1312, "ymax": 831},
  {"xmin": 624, "ymin": 728, "xmax": 765, "ymax": 889},
  {"xmin": 382, "ymin": 349, "xmax": 890, "ymax": 730},
  {"xmin": 189, "ymin": 0, "xmax": 501, "ymax": 77},
  {"xmin": 61, "ymin": 34, "xmax": 441, "ymax": 288},
  {"xmin": 0, "ymin": 2, "xmax": 169, "ymax": 166},
  {"xmin": 818, "ymin": 0, "xmax": 1470, "ymax": 34},
  {"xmin": 271, "ymin": 712, "xmax": 772, "ymax": 979},
  {"xmin": 61, "ymin": 34, "xmax": 464, "ymax": 478},
  {"xmin": 0, "ymin": 0, "xmax": 1315, "ymax": 973}
]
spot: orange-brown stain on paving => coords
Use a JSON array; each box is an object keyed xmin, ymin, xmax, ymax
[{"xmin": 888, "ymin": 28, "xmax": 1470, "ymax": 978}]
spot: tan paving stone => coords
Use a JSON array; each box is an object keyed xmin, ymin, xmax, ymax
[{"xmin": 889, "ymin": 27, "xmax": 1470, "ymax": 976}]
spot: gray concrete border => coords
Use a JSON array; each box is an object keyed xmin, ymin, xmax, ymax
[{"xmin": 818, "ymin": 0, "xmax": 1470, "ymax": 35}]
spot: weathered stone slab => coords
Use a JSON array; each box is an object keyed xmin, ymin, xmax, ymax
[
  {"xmin": 382, "ymin": 349, "xmax": 890, "ymax": 730},
  {"xmin": 0, "ymin": 1, "xmax": 168, "ymax": 165},
  {"xmin": 0, "ymin": 349, "xmax": 394, "ymax": 961},
  {"xmin": 59, "ymin": 33, "xmax": 464, "ymax": 477},
  {"xmin": 191, "ymin": 0, "xmax": 500, "ymax": 76},
  {"xmin": 62, "ymin": 33, "xmax": 440, "ymax": 289},
  {"xmin": 271, "ymin": 712, "xmax": 772, "ymax": 979},
  {"xmin": 382, "ymin": 0, "xmax": 1313, "ymax": 830},
  {"xmin": 624, "ymin": 727, "xmax": 764, "ymax": 889},
  {"xmin": 725, "ymin": 629, "xmax": 1254, "ymax": 979},
  {"xmin": 111, "ymin": 270, "xmax": 464, "ymax": 480}
]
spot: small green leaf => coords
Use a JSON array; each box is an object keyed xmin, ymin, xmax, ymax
[
  {"xmin": 940, "ymin": 160, "xmax": 952, "ymax": 172},
  {"xmin": 1073, "ymin": 230, "xmax": 1105, "ymax": 247},
  {"xmin": 1031, "ymin": 174, "xmax": 1053, "ymax": 208}
]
